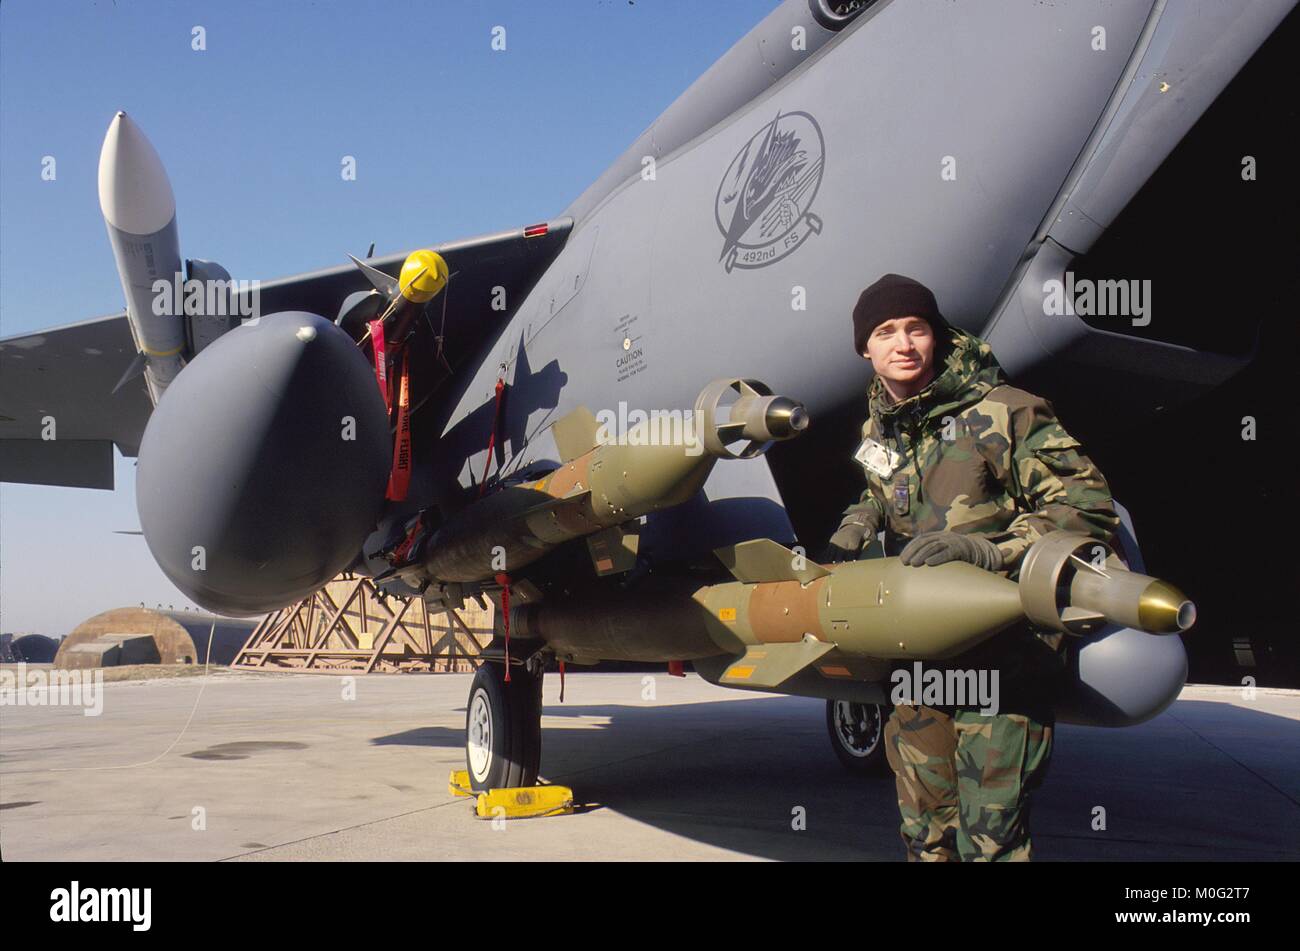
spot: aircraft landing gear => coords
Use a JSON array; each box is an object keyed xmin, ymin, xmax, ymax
[
  {"xmin": 826, "ymin": 699, "xmax": 891, "ymax": 775},
  {"xmin": 465, "ymin": 656, "xmax": 543, "ymax": 792}
]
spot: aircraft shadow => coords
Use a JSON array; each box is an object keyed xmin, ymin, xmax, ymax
[
  {"xmin": 432, "ymin": 333, "xmax": 568, "ymax": 491},
  {"xmin": 371, "ymin": 692, "xmax": 1300, "ymax": 861}
]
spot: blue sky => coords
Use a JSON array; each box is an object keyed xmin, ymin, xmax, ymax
[{"xmin": 0, "ymin": 0, "xmax": 778, "ymax": 635}]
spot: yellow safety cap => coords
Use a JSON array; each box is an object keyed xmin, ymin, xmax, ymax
[{"xmin": 399, "ymin": 249, "xmax": 449, "ymax": 303}]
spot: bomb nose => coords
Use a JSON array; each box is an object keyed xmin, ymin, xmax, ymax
[
  {"xmin": 765, "ymin": 396, "xmax": 809, "ymax": 438},
  {"xmin": 1138, "ymin": 581, "xmax": 1197, "ymax": 634}
]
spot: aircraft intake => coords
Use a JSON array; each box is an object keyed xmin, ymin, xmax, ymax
[{"xmin": 135, "ymin": 312, "xmax": 392, "ymax": 616}]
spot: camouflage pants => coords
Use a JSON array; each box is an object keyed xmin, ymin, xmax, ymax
[{"xmin": 883, "ymin": 704, "xmax": 1053, "ymax": 862}]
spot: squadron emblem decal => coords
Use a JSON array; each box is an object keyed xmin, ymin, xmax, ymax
[{"xmin": 715, "ymin": 110, "xmax": 824, "ymax": 273}]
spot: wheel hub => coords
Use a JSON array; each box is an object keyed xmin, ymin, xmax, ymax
[
  {"xmin": 834, "ymin": 701, "xmax": 881, "ymax": 757},
  {"xmin": 467, "ymin": 690, "xmax": 492, "ymax": 781}
]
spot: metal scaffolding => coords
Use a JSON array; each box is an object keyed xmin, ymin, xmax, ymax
[{"xmin": 231, "ymin": 574, "xmax": 492, "ymax": 673}]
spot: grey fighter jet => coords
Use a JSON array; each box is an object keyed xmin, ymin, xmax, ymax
[{"xmin": 2, "ymin": 0, "xmax": 1292, "ymax": 790}]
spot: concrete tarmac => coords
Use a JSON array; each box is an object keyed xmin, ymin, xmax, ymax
[{"xmin": 1, "ymin": 671, "xmax": 1296, "ymax": 861}]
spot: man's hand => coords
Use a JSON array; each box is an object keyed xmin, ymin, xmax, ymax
[
  {"xmin": 823, "ymin": 517, "xmax": 873, "ymax": 563},
  {"xmin": 899, "ymin": 532, "xmax": 1003, "ymax": 571}
]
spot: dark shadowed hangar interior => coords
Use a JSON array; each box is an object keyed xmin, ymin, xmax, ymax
[{"xmin": 772, "ymin": 7, "xmax": 1300, "ymax": 689}]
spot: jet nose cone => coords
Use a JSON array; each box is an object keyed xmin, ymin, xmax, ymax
[
  {"xmin": 98, "ymin": 111, "xmax": 175, "ymax": 235},
  {"xmin": 136, "ymin": 313, "xmax": 392, "ymax": 616}
]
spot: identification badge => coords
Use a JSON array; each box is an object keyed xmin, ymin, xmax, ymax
[{"xmin": 854, "ymin": 437, "xmax": 902, "ymax": 478}]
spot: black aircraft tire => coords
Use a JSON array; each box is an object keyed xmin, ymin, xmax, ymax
[
  {"xmin": 826, "ymin": 699, "xmax": 891, "ymax": 776},
  {"xmin": 465, "ymin": 662, "xmax": 544, "ymax": 792},
  {"xmin": 508, "ymin": 666, "xmax": 543, "ymax": 788},
  {"xmin": 465, "ymin": 664, "xmax": 518, "ymax": 792}
]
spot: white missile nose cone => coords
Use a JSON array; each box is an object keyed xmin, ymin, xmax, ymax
[{"xmin": 98, "ymin": 111, "xmax": 176, "ymax": 235}]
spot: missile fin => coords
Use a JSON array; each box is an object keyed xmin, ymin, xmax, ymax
[
  {"xmin": 1060, "ymin": 606, "xmax": 1106, "ymax": 628},
  {"xmin": 110, "ymin": 350, "xmax": 148, "ymax": 395},
  {"xmin": 514, "ymin": 578, "xmax": 545, "ymax": 603},
  {"xmin": 719, "ymin": 640, "xmax": 835, "ymax": 689},
  {"xmin": 1069, "ymin": 552, "xmax": 1112, "ymax": 578},
  {"xmin": 714, "ymin": 538, "xmax": 831, "ymax": 585},
  {"xmin": 513, "ymin": 488, "xmax": 592, "ymax": 522},
  {"xmin": 551, "ymin": 406, "xmax": 602, "ymax": 463},
  {"xmin": 347, "ymin": 254, "xmax": 401, "ymax": 301},
  {"xmin": 586, "ymin": 521, "xmax": 640, "ymax": 576}
]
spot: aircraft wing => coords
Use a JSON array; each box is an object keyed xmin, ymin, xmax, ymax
[
  {"xmin": 0, "ymin": 218, "xmax": 573, "ymax": 490},
  {"xmin": 0, "ymin": 311, "xmax": 148, "ymax": 489}
]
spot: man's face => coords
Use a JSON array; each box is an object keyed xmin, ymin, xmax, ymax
[{"xmin": 863, "ymin": 316, "xmax": 936, "ymax": 394}]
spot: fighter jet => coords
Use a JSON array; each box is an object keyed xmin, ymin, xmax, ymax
[{"xmin": 2, "ymin": 0, "xmax": 1292, "ymax": 790}]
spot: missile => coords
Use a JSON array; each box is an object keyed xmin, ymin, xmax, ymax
[
  {"xmin": 347, "ymin": 247, "xmax": 449, "ymax": 346},
  {"xmin": 408, "ymin": 379, "xmax": 809, "ymax": 585},
  {"xmin": 106, "ymin": 115, "xmax": 419, "ymax": 617},
  {"xmin": 98, "ymin": 112, "xmax": 187, "ymax": 404},
  {"xmin": 509, "ymin": 533, "xmax": 1196, "ymax": 688}
]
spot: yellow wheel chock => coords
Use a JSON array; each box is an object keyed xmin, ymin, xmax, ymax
[
  {"xmin": 448, "ymin": 770, "xmax": 575, "ymax": 819},
  {"xmin": 448, "ymin": 769, "xmax": 476, "ymax": 797}
]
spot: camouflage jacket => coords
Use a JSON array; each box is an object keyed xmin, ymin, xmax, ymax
[{"xmin": 840, "ymin": 328, "xmax": 1119, "ymax": 581}]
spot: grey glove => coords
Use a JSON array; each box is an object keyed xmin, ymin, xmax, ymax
[
  {"xmin": 899, "ymin": 532, "xmax": 1003, "ymax": 571},
  {"xmin": 823, "ymin": 516, "xmax": 875, "ymax": 563}
]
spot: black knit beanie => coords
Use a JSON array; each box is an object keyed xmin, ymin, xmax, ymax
[{"xmin": 852, "ymin": 274, "xmax": 949, "ymax": 355}]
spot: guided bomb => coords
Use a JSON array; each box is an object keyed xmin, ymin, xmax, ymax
[
  {"xmin": 509, "ymin": 533, "xmax": 1195, "ymax": 691},
  {"xmin": 414, "ymin": 379, "xmax": 809, "ymax": 584}
]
